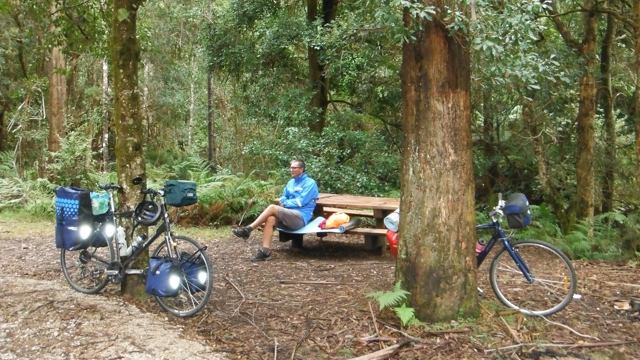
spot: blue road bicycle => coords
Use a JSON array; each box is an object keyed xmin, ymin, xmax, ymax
[{"xmin": 476, "ymin": 194, "xmax": 576, "ymax": 316}]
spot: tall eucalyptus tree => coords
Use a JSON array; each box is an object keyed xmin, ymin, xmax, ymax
[{"xmin": 397, "ymin": 1, "xmax": 477, "ymax": 322}]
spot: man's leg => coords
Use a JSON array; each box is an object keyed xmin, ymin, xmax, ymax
[{"xmin": 232, "ymin": 204, "xmax": 280, "ymax": 239}]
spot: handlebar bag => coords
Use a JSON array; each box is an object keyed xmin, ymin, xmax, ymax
[
  {"xmin": 55, "ymin": 186, "xmax": 94, "ymax": 250},
  {"xmin": 180, "ymin": 252, "xmax": 207, "ymax": 293},
  {"xmin": 145, "ymin": 256, "xmax": 181, "ymax": 297},
  {"xmin": 504, "ymin": 193, "xmax": 532, "ymax": 229},
  {"xmin": 164, "ymin": 180, "xmax": 198, "ymax": 207}
]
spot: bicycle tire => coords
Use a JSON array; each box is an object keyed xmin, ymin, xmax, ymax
[
  {"xmin": 60, "ymin": 236, "xmax": 115, "ymax": 294},
  {"xmin": 488, "ymin": 239, "xmax": 576, "ymax": 316},
  {"xmin": 151, "ymin": 235, "xmax": 213, "ymax": 317}
]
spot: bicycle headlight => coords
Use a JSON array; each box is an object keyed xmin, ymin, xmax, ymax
[
  {"xmin": 103, "ymin": 223, "xmax": 116, "ymax": 238},
  {"xmin": 79, "ymin": 224, "xmax": 93, "ymax": 240}
]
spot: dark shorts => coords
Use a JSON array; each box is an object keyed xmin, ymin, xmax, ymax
[{"xmin": 276, "ymin": 207, "xmax": 304, "ymax": 230}]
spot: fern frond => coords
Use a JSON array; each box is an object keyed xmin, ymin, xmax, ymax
[{"xmin": 394, "ymin": 303, "xmax": 416, "ymax": 327}]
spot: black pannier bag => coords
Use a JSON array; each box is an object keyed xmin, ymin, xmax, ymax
[
  {"xmin": 55, "ymin": 187, "xmax": 94, "ymax": 250},
  {"xmin": 145, "ymin": 256, "xmax": 182, "ymax": 297},
  {"xmin": 504, "ymin": 193, "xmax": 532, "ymax": 229},
  {"xmin": 164, "ymin": 180, "xmax": 198, "ymax": 207}
]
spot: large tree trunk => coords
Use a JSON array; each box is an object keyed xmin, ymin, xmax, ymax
[
  {"xmin": 634, "ymin": 0, "xmax": 640, "ymax": 191},
  {"xmin": 307, "ymin": 0, "xmax": 337, "ymax": 133},
  {"xmin": 111, "ymin": 0, "xmax": 147, "ymax": 296},
  {"xmin": 575, "ymin": 3, "xmax": 598, "ymax": 223},
  {"xmin": 548, "ymin": 1, "xmax": 598, "ymax": 228},
  {"xmin": 207, "ymin": 71, "xmax": 217, "ymax": 173},
  {"xmin": 397, "ymin": 4, "xmax": 477, "ymax": 322},
  {"xmin": 47, "ymin": 2, "xmax": 66, "ymax": 179},
  {"xmin": 102, "ymin": 58, "xmax": 110, "ymax": 172},
  {"xmin": 600, "ymin": 9, "xmax": 616, "ymax": 214}
]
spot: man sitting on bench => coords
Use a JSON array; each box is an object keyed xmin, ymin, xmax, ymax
[{"xmin": 231, "ymin": 159, "xmax": 318, "ymax": 261}]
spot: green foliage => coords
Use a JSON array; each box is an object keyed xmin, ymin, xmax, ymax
[{"xmin": 367, "ymin": 281, "xmax": 420, "ymax": 327}]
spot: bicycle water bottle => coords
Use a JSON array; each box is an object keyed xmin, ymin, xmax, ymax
[
  {"xmin": 128, "ymin": 233, "xmax": 147, "ymax": 254},
  {"xmin": 116, "ymin": 226, "xmax": 130, "ymax": 256},
  {"xmin": 475, "ymin": 239, "xmax": 487, "ymax": 256}
]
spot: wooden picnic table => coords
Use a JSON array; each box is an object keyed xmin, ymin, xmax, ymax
[{"xmin": 277, "ymin": 193, "xmax": 400, "ymax": 254}]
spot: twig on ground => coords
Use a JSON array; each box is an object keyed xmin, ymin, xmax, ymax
[
  {"xmin": 484, "ymin": 340, "xmax": 636, "ymax": 354},
  {"xmin": 500, "ymin": 315, "xmax": 521, "ymax": 343},
  {"xmin": 273, "ymin": 337, "xmax": 277, "ymax": 360},
  {"xmin": 536, "ymin": 315, "xmax": 600, "ymax": 341},
  {"xmin": 223, "ymin": 275, "xmax": 245, "ymax": 316},
  {"xmin": 380, "ymin": 323, "xmax": 426, "ymax": 343},
  {"xmin": 27, "ymin": 300, "xmax": 54, "ymax": 315},
  {"xmin": 349, "ymin": 339, "xmax": 411, "ymax": 360},
  {"xmin": 239, "ymin": 308, "xmax": 271, "ymax": 340},
  {"xmin": 291, "ymin": 316, "xmax": 315, "ymax": 360},
  {"xmin": 359, "ymin": 335, "xmax": 396, "ymax": 342},
  {"xmin": 278, "ymin": 280, "xmax": 356, "ymax": 285},
  {"xmin": 368, "ymin": 301, "xmax": 383, "ymax": 349}
]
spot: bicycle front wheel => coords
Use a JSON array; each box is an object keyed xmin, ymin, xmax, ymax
[
  {"xmin": 489, "ymin": 239, "xmax": 576, "ymax": 316},
  {"xmin": 60, "ymin": 238, "xmax": 115, "ymax": 294},
  {"xmin": 152, "ymin": 235, "xmax": 213, "ymax": 317}
]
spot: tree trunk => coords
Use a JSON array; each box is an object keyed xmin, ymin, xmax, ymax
[
  {"xmin": 634, "ymin": 0, "xmax": 640, "ymax": 192},
  {"xmin": 111, "ymin": 0, "xmax": 147, "ymax": 296},
  {"xmin": 207, "ymin": 71, "xmax": 217, "ymax": 173},
  {"xmin": 600, "ymin": 9, "xmax": 616, "ymax": 214},
  {"xmin": 307, "ymin": 0, "xmax": 337, "ymax": 133},
  {"xmin": 47, "ymin": 2, "xmax": 66, "ymax": 179},
  {"xmin": 0, "ymin": 90, "xmax": 6, "ymax": 152},
  {"xmin": 574, "ymin": 3, "xmax": 598, "ymax": 225},
  {"xmin": 102, "ymin": 58, "xmax": 110, "ymax": 172},
  {"xmin": 397, "ymin": 4, "xmax": 477, "ymax": 322}
]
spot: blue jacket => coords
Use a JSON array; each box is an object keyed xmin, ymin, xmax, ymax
[{"xmin": 279, "ymin": 173, "xmax": 318, "ymax": 225}]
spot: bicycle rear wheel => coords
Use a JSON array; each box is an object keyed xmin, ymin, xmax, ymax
[
  {"xmin": 60, "ymin": 237, "xmax": 115, "ymax": 294},
  {"xmin": 152, "ymin": 235, "xmax": 213, "ymax": 317},
  {"xmin": 489, "ymin": 239, "xmax": 576, "ymax": 316}
]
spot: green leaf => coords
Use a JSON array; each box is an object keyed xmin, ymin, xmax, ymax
[{"xmin": 117, "ymin": 8, "xmax": 130, "ymax": 22}]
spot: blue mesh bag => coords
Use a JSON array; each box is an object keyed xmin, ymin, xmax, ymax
[
  {"xmin": 55, "ymin": 187, "xmax": 94, "ymax": 250},
  {"xmin": 504, "ymin": 193, "xmax": 532, "ymax": 229}
]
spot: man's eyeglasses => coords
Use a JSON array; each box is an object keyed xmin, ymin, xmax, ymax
[{"xmin": 289, "ymin": 167, "xmax": 301, "ymax": 170}]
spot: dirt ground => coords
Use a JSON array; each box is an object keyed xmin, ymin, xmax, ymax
[{"xmin": 1, "ymin": 217, "xmax": 639, "ymax": 360}]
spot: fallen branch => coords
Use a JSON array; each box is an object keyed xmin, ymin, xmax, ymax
[
  {"xmin": 500, "ymin": 315, "xmax": 521, "ymax": 343},
  {"xmin": 223, "ymin": 275, "xmax": 245, "ymax": 316},
  {"xmin": 278, "ymin": 280, "xmax": 356, "ymax": 285},
  {"xmin": 537, "ymin": 315, "xmax": 600, "ymax": 341},
  {"xmin": 484, "ymin": 340, "xmax": 637, "ymax": 354},
  {"xmin": 368, "ymin": 301, "xmax": 382, "ymax": 349},
  {"xmin": 274, "ymin": 337, "xmax": 278, "ymax": 360},
  {"xmin": 291, "ymin": 316, "xmax": 315, "ymax": 360},
  {"xmin": 349, "ymin": 339, "xmax": 410, "ymax": 360}
]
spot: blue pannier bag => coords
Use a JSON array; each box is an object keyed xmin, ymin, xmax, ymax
[
  {"xmin": 55, "ymin": 187, "xmax": 94, "ymax": 250},
  {"xmin": 504, "ymin": 193, "xmax": 532, "ymax": 229},
  {"xmin": 180, "ymin": 252, "xmax": 207, "ymax": 293},
  {"xmin": 164, "ymin": 180, "xmax": 198, "ymax": 207},
  {"xmin": 146, "ymin": 256, "xmax": 182, "ymax": 297}
]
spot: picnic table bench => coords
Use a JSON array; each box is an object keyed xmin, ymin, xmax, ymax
[{"xmin": 277, "ymin": 193, "xmax": 399, "ymax": 254}]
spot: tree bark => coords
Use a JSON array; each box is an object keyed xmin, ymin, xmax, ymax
[
  {"xmin": 396, "ymin": 3, "xmax": 477, "ymax": 322},
  {"xmin": 600, "ymin": 8, "xmax": 616, "ymax": 214},
  {"xmin": 47, "ymin": 2, "xmax": 67, "ymax": 178},
  {"xmin": 207, "ymin": 71, "xmax": 217, "ymax": 173},
  {"xmin": 102, "ymin": 58, "xmax": 110, "ymax": 172},
  {"xmin": 111, "ymin": 0, "xmax": 147, "ymax": 295},
  {"xmin": 548, "ymin": 1, "xmax": 598, "ymax": 226},
  {"xmin": 634, "ymin": 0, "xmax": 640, "ymax": 192},
  {"xmin": 307, "ymin": 0, "xmax": 337, "ymax": 133}
]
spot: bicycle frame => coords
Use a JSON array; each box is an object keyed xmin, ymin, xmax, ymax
[
  {"xmin": 475, "ymin": 215, "xmax": 534, "ymax": 283},
  {"xmin": 96, "ymin": 186, "xmax": 182, "ymax": 275}
]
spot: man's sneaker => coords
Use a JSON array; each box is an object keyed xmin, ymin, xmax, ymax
[
  {"xmin": 251, "ymin": 249, "xmax": 271, "ymax": 262},
  {"xmin": 232, "ymin": 226, "xmax": 252, "ymax": 239}
]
